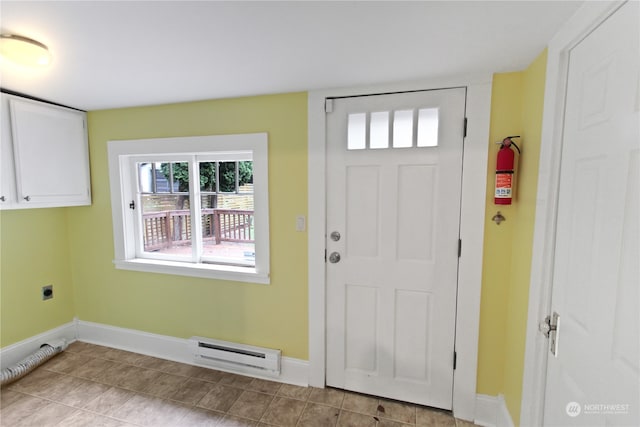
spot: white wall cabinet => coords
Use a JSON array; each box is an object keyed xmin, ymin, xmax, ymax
[{"xmin": 0, "ymin": 93, "xmax": 91, "ymax": 209}]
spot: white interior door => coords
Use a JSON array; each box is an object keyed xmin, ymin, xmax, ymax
[
  {"xmin": 326, "ymin": 88, "xmax": 465, "ymax": 409},
  {"xmin": 543, "ymin": 2, "xmax": 639, "ymax": 425}
]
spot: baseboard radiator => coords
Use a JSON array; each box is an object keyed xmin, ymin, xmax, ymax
[{"xmin": 189, "ymin": 337, "xmax": 281, "ymax": 376}]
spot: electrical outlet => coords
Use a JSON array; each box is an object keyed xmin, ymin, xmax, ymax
[{"xmin": 42, "ymin": 285, "xmax": 53, "ymax": 300}]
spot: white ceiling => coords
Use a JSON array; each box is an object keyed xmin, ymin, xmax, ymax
[{"xmin": 0, "ymin": 1, "xmax": 583, "ymax": 111}]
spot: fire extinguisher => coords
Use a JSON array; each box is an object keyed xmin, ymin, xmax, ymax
[{"xmin": 495, "ymin": 136, "xmax": 521, "ymax": 205}]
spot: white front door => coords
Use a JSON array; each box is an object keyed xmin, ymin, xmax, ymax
[
  {"xmin": 543, "ymin": 2, "xmax": 639, "ymax": 425},
  {"xmin": 325, "ymin": 88, "xmax": 466, "ymax": 408}
]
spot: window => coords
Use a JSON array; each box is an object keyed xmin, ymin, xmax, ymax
[
  {"xmin": 347, "ymin": 107, "xmax": 439, "ymax": 150},
  {"xmin": 108, "ymin": 133, "xmax": 269, "ymax": 284}
]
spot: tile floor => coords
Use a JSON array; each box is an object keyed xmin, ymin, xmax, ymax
[{"xmin": 0, "ymin": 342, "xmax": 477, "ymax": 426}]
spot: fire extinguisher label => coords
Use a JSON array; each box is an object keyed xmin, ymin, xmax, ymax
[{"xmin": 495, "ymin": 174, "xmax": 512, "ymax": 198}]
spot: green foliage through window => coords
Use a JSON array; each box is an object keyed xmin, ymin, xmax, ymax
[{"xmin": 160, "ymin": 161, "xmax": 253, "ymax": 193}]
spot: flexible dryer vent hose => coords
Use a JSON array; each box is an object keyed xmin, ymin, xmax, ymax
[{"xmin": 0, "ymin": 339, "xmax": 67, "ymax": 386}]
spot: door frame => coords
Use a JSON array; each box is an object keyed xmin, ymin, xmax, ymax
[
  {"xmin": 308, "ymin": 74, "xmax": 492, "ymax": 421},
  {"xmin": 520, "ymin": 2, "xmax": 627, "ymax": 426}
]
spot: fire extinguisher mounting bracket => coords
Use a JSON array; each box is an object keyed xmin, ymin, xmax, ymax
[{"xmin": 492, "ymin": 211, "xmax": 506, "ymax": 225}]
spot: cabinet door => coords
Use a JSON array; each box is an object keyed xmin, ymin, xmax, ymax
[
  {"xmin": 9, "ymin": 97, "xmax": 91, "ymax": 207},
  {"xmin": 0, "ymin": 94, "xmax": 18, "ymax": 209}
]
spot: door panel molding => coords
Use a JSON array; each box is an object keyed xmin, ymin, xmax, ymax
[
  {"xmin": 521, "ymin": 2, "xmax": 628, "ymax": 426},
  {"xmin": 308, "ymin": 74, "xmax": 491, "ymax": 421}
]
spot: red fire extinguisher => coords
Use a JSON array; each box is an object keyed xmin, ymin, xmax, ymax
[{"xmin": 495, "ymin": 136, "xmax": 521, "ymax": 205}]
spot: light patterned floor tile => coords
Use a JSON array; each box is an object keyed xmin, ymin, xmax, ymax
[
  {"xmin": 0, "ymin": 388, "xmax": 25, "ymax": 410},
  {"xmin": 416, "ymin": 406, "xmax": 456, "ymax": 426},
  {"xmin": 83, "ymin": 386, "xmax": 136, "ymax": 415},
  {"xmin": 1, "ymin": 343, "xmax": 483, "ymax": 427},
  {"xmin": 249, "ymin": 378, "xmax": 282, "ymax": 395},
  {"xmin": 54, "ymin": 409, "xmax": 130, "ymax": 427},
  {"xmin": 297, "ymin": 402, "xmax": 341, "ymax": 427},
  {"xmin": 221, "ymin": 414, "xmax": 259, "ymax": 426},
  {"xmin": 260, "ymin": 396, "xmax": 306, "ymax": 426},
  {"xmin": 336, "ymin": 409, "xmax": 377, "ymax": 427},
  {"xmin": 308, "ymin": 387, "xmax": 345, "ymax": 408},
  {"xmin": 0, "ymin": 393, "xmax": 51, "ymax": 426},
  {"xmin": 341, "ymin": 392, "xmax": 379, "ymax": 416},
  {"xmin": 219, "ymin": 372, "xmax": 256, "ymax": 389},
  {"xmin": 228, "ymin": 390, "xmax": 274, "ymax": 421},
  {"xmin": 197, "ymin": 383, "xmax": 243, "ymax": 412},
  {"xmin": 277, "ymin": 384, "xmax": 312, "ymax": 401},
  {"xmin": 41, "ymin": 351, "xmax": 93, "ymax": 374},
  {"xmin": 169, "ymin": 377, "xmax": 215, "ymax": 405},
  {"xmin": 13, "ymin": 400, "xmax": 77, "ymax": 427},
  {"xmin": 377, "ymin": 399, "xmax": 416, "ymax": 424}
]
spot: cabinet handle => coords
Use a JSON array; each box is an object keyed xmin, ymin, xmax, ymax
[{"xmin": 23, "ymin": 196, "xmax": 30, "ymax": 201}]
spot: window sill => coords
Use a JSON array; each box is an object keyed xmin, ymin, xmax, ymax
[{"xmin": 113, "ymin": 258, "xmax": 270, "ymax": 285}]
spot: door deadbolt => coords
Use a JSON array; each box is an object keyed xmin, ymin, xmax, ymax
[
  {"xmin": 330, "ymin": 231, "xmax": 341, "ymax": 241},
  {"xmin": 329, "ymin": 252, "xmax": 341, "ymax": 263}
]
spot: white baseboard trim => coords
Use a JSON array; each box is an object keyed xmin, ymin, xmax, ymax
[
  {"xmin": 76, "ymin": 320, "xmax": 309, "ymax": 387},
  {"xmin": 475, "ymin": 394, "xmax": 515, "ymax": 427},
  {"xmin": 0, "ymin": 320, "xmax": 77, "ymax": 370}
]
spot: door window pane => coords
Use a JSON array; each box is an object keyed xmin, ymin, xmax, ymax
[
  {"xmin": 393, "ymin": 110, "xmax": 414, "ymax": 148},
  {"xmin": 348, "ymin": 113, "xmax": 367, "ymax": 150},
  {"xmin": 417, "ymin": 108, "xmax": 439, "ymax": 147},
  {"xmin": 370, "ymin": 111, "xmax": 390, "ymax": 149}
]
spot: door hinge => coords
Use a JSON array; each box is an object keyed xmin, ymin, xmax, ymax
[
  {"xmin": 463, "ymin": 117, "xmax": 468, "ymax": 138},
  {"xmin": 129, "ymin": 200, "xmax": 135, "ymax": 210},
  {"xmin": 458, "ymin": 239, "xmax": 462, "ymax": 258},
  {"xmin": 325, "ymin": 98, "xmax": 334, "ymax": 113},
  {"xmin": 453, "ymin": 351, "xmax": 457, "ymax": 370}
]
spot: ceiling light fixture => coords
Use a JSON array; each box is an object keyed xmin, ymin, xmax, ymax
[{"xmin": 0, "ymin": 34, "xmax": 52, "ymax": 67}]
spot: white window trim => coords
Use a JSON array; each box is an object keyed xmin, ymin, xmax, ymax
[{"xmin": 108, "ymin": 133, "xmax": 270, "ymax": 284}]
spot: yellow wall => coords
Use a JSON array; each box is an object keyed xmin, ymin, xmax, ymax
[
  {"xmin": 477, "ymin": 50, "xmax": 547, "ymax": 424},
  {"xmin": 502, "ymin": 50, "xmax": 547, "ymax": 424},
  {"xmin": 477, "ymin": 71, "xmax": 523, "ymax": 395},
  {"xmin": 1, "ymin": 55, "xmax": 547, "ymax": 424},
  {"xmin": 66, "ymin": 92, "xmax": 309, "ymax": 359},
  {"xmin": 0, "ymin": 209, "xmax": 76, "ymax": 346}
]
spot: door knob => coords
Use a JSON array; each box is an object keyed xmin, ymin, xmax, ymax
[{"xmin": 329, "ymin": 252, "xmax": 341, "ymax": 263}]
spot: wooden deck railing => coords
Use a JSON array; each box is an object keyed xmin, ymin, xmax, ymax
[{"xmin": 143, "ymin": 208, "xmax": 254, "ymax": 251}]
